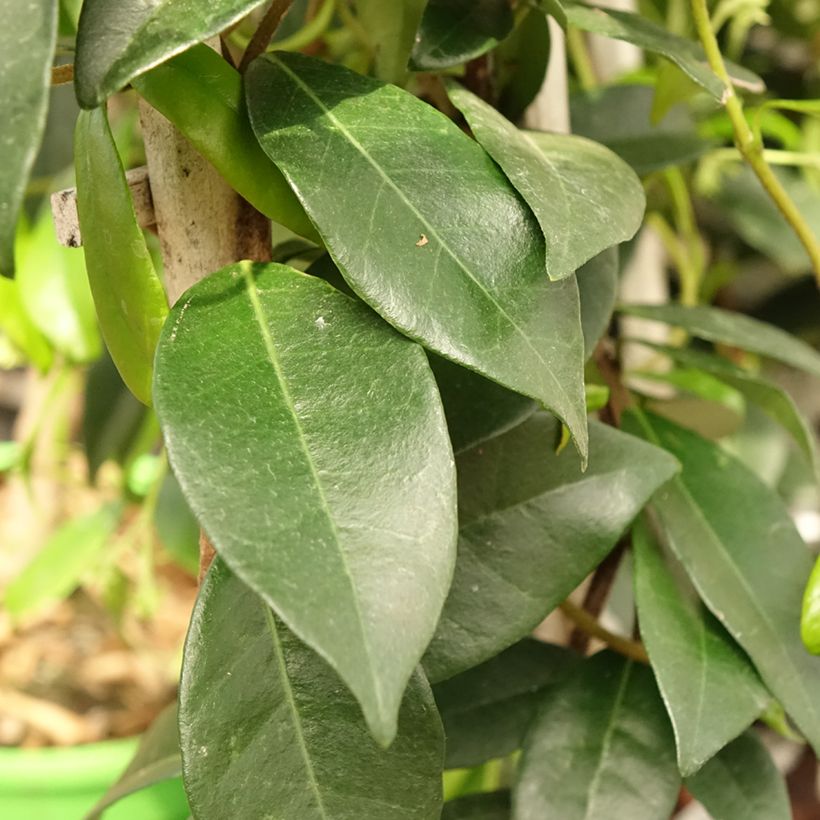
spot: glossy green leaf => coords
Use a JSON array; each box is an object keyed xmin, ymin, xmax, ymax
[
  {"xmin": 75, "ymin": 107, "xmax": 168, "ymax": 405},
  {"xmin": 353, "ymin": 0, "xmax": 426, "ymax": 84},
  {"xmin": 246, "ymin": 53, "xmax": 589, "ymax": 460},
  {"xmin": 423, "ymin": 413, "xmax": 679, "ymax": 683},
  {"xmin": 74, "ymin": 0, "xmax": 268, "ymax": 108},
  {"xmin": 633, "ymin": 519, "xmax": 769, "ymax": 775},
  {"xmin": 684, "ymin": 730, "xmax": 791, "ymax": 820},
  {"xmin": 132, "ymin": 44, "xmax": 318, "ymax": 242},
  {"xmin": 563, "ymin": 2, "xmax": 764, "ymax": 99},
  {"xmin": 434, "ymin": 640, "xmax": 578, "ymax": 768},
  {"xmin": 86, "ymin": 703, "xmax": 181, "ymax": 819},
  {"xmin": 4, "ymin": 504, "xmax": 121, "ymax": 620},
  {"xmin": 801, "ymin": 555, "xmax": 820, "ymax": 654},
  {"xmin": 447, "ymin": 83, "xmax": 644, "ymax": 282},
  {"xmin": 181, "ymin": 560, "xmax": 444, "ymax": 819},
  {"xmin": 624, "ymin": 409, "xmax": 820, "ymax": 757},
  {"xmin": 578, "ymin": 248, "xmax": 618, "ymax": 359},
  {"xmin": 0, "ymin": 276, "xmax": 53, "ymax": 372},
  {"xmin": 620, "ymin": 303, "xmax": 820, "ymax": 378},
  {"xmin": 514, "ymin": 651, "xmax": 680, "ymax": 820},
  {"xmin": 154, "ymin": 262, "xmax": 456, "ymax": 745},
  {"xmin": 443, "ymin": 792, "xmax": 511, "ymax": 820},
  {"xmin": 409, "ymin": 0, "xmax": 514, "ymax": 71},
  {"xmin": 0, "ymin": 0, "xmax": 57, "ymax": 276},
  {"xmin": 154, "ymin": 471, "xmax": 199, "ymax": 576}
]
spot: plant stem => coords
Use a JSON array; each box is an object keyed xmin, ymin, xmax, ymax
[
  {"xmin": 239, "ymin": 0, "xmax": 295, "ymax": 73},
  {"xmin": 560, "ymin": 600, "xmax": 649, "ymax": 664},
  {"xmin": 565, "ymin": 27, "xmax": 597, "ymax": 91},
  {"xmin": 690, "ymin": 0, "xmax": 820, "ymax": 284},
  {"xmin": 51, "ymin": 63, "xmax": 74, "ymax": 85}
]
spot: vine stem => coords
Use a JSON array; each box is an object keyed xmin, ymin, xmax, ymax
[
  {"xmin": 560, "ymin": 600, "xmax": 649, "ymax": 664},
  {"xmin": 690, "ymin": 0, "xmax": 820, "ymax": 284},
  {"xmin": 239, "ymin": 0, "xmax": 295, "ymax": 73}
]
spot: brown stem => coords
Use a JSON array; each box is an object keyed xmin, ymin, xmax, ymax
[
  {"xmin": 593, "ymin": 340, "xmax": 633, "ymax": 427},
  {"xmin": 51, "ymin": 63, "xmax": 74, "ymax": 85},
  {"xmin": 239, "ymin": 0, "xmax": 295, "ymax": 72},
  {"xmin": 560, "ymin": 601, "xmax": 649, "ymax": 664}
]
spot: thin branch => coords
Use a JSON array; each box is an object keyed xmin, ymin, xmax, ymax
[
  {"xmin": 51, "ymin": 63, "xmax": 74, "ymax": 85},
  {"xmin": 560, "ymin": 600, "xmax": 650, "ymax": 664},
  {"xmin": 239, "ymin": 0, "xmax": 295, "ymax": 72},
  {"xmin": 593, "ymin": 340, "xmax": 633, "ymax": 427}
]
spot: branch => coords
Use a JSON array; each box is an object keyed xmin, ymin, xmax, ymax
[
  {"xmin": 239, "ymin": 0, "xmax": 295, "ymax": 73},
  {"xmin": 560, "ymin": 600, "xmax": 649, "ymax": 664}
]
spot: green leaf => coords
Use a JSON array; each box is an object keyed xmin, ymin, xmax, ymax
[
  {"xmin": 443, "ymin": 792, "xmax": 511, "ymax": 820},
  {"xmin": 353, "ymin": 0, "xmax": 426, "ymax": 84},
  {"xmin": 86, "ymin": 703, "xmax": 181, "ymax": 819},
  {"xmin": 620, "ymin": 303, "xmax": 820, "ymax": 378},
  {"xmin": 75, "ymin": 107, "xmax": 168, "ymax": 405},
  {"xmin": 423, "ymin": 414, "xmax": 679, "ymax": 683},
  {"xmin": 246, "ymin": 52, "xmax": 589, "ymax": 460},
  {"xmin": 623, "ymin": 409, "xmax": 820, "ymax": 757},
  {"xmin": 684, "ymin": 730, "xmax": 791, "ymax": 820},
  {"xmin": 536, "ymin": 0, "xmax": 567, "ymax": 28},
  {"xmin": 181, "ymin": 560, "xmax": 444, "ymax": 819},
  {"xmin": 4, "ymin": 504, "xmax": 121, "ymax": 620},
  {"xmin": 74, "ymin": 0, "xmax": 268, "ymax": 108},
  {"xmin": 0, "ymin": 0, "xmax": 57, "ymax": 276},
  {"xmin": 154, "ymin": 262, "xmax": 456, "ymax": 745},
  {"xmin": 633, "ymin": 519, "xmax": 769, "ymax": 776},
  {"xmin": 447, "ymin": 83, "xmax": 644, "ymax": 282},
  {"xmin": 434, "ymin": 640, "xmax": 578, "ymax": 769},
  {"xmin": 802, "ymin": 554, "xmax": 820, "ymax": 654},
  {"xmin": 132, "ymin": 44, "xmax": 318, "ymax": 242},
  {"xmin": 0, "ymin": 276, "xmax": 54, "ymax": 372},
  {"xmin": 514, "ymin": 651, "xmax": 680, "ymax": 820},
  {"xmin": 0, "ymin": 441, "xmax": 22, "ymax": 474},
  {"xmin": 154, "ymin": 471, "xmax": 199, "ymax": 576},
  {"xmin": 409, "ymin": 0, "xmax": 515, "ymax": 71},
  {"xmin": 578, "ymin": 248, "xmax": 618, "ymax": 359},
  {"xmin": 563, "ymin": 2, "xmax": 764, "ymax": 99}
]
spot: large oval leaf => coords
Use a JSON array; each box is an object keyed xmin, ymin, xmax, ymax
[
  {"xmin": 181, "ymin": 560, "xmax": 444, "ymax": 819},
  {"xmin": 74, "ymin": 0, "xmax": 268, "ymax": 108},
  {"xmin": 447, "ymin": 84, "xmax": 644, "ymax": 282},
  {"xmin": 514, "ymin": 651, "xmax": 680, "ymax": 820},
  {"xmin": 624, "ymin": 409, "xmax": 820, "ymax": 757},
  {"xmin": 154, "ymin": 262, "xmax": 456, "ymax": 745},
  {"xmin": 633, "ymin": 519, "xmax": 769, "ymax": 775},
  {"xmin": 423, "ymin": 414, "xmax": 679, "ymax": 682},
  {"xmin": 246, "ymin": 52, "xmax": 589, "ymax": 460},
  {"xmin": 0, "ymin": 0, "xmax": 57, "ymax": 276}
]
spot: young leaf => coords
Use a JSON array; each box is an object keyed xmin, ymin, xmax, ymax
[
  {"xmin": 74, "ymin": 107, "xmax": 169, "ymax": 405},
  {"xmin": 409, "ymin": 0, "xmax": 515, "ymax": 71},
  {"xmin": 434, "ymin": 640, "xmax": 578, "ymax": 769},
  {"xmin": 0, "ymin": 276, "xmax": 54, "ymax": 372},
  {"xmin": 514, "ymin": 651, "xmax": 680, "ymax": 820},
  {"xmin": 563, "ymin": 2, "xmax": 764, "ymax": 99},
  {"xmin": 447, "ymin": 83, "xmax": 644, "ymax": 282},
  {"xmin": 684, "ymin": 730, "xmax": 791, "ymax": 820},
  {"xmin": 620, "ymin": 303, "xmax": 820, "ymax": 378},
  {"xmin": 423, "ymin": 414, "xmax": 679, "ymax": 683},
  {"xmin": 578, "ymin": 248, "xmax": 618, "ymax": 359},
  {"xmin": 246, "ymin": 53, "xmax": 589, "ymax": 460},
  {"xmin": 624, "ymin": 409, "xmax": 820, "ymax": 758},
  {"xmin": 633, "ymin": 519, "xmax": 769, "ymax": 776},
  {"xmin": 132, "ymin": 44, "xmax": 318, "ymax": 242},
  {"xmin": 74, "ymin": 0, "xmax": 268, "ymax": 108},
  {"xmin": 802, "ymin": 555, "xmax": 820, "ymax": 654},
  {"xmin": 4, "ymin": 504, "xmax": 122, "ymax": 621},
  {"xmin": 0, "ymin": 0, "xmax": 57, "ymax": 276},
  {"xmin": 353, "ymin": 0, "xmax": 426, "ymax": 84},
  {"xmin": 181, "ymin": 560, "xmax": 445, "ymax": 820},
  {"xmin": 154, "ymin": 262, "xmax": 457, "ymax": 746},
  {"xmin": 443, "ymin": 792, "xmax": 511, "ymax": 820}
]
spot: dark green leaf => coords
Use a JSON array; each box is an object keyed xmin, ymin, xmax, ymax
[
  {"xmin": 802, "ymin": 555, "xmax": 820, "ymax": 654},
  {"xmin": 154, "ymin": 262, "xmax": 456, "ymax": 745},
  {"xmin": 684, "ymin": 730, "xmax": 791, "ymax": 820},
  {"xmin": 633, "ymin": 519, "xmax": 769, "ymax": 775},
  {"xmin": 563, "ymin": 2, "xmax": 763, "ymax": 99},
  {"xmin": 246, "ymin": 53, "xmax": 589, "ymax": 460},
  {"xmin": 181, "ymin": 560, "xmax": 444, "ymax": 819},
  {"xmin": 514, "ymin": 651, "xmax": 680, "ymax": 820},
  {"xmin": 443, "ymin": 792, "xmax": 511, "ymax": 820},
  {"xmin": 423, "ymin": 414, "xmax": 679, "ymax": 682},
  {"xmin": 434, "ymin": 640, "xmax": 578, "ymax": 768},
  {"xmin": 620, "ymin": 303, "xmax": 820, "ymax": 378},
  {"xmin": 154, "ymin": 471, "xmax": 199, "ymax": 576},
  {"xmin": 624, "ymin": 409, "xmax": 820, "ymax": 757},
  {"xmin": 74, "ymin": 0, "xmax": 268, "ymax": 107},
  {"xmin": 578, "ymin": 248, "xmax": 618, "ymax": 358},
  {"xmin": 353, "ymin": 0, "xmax": 426, "ymax": 84},
  {"xmin": 75, "ymin": 107, "xmax": 168, "ymax": 405},
  {"xmin": 0, "ymin": 0, "xmax": 57, "ymax": 276},
  {"xmin": 447, "ymin": 83, "xmax": 644, "ymax": 282},
  {"xmin": 409, "ymin": 0, "xmax": 514, "ymax": 71},
  {"xmin": 86, "ymin": 703, "xmax": 181, "ymax": 819}
]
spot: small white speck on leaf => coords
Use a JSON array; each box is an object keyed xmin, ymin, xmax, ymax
[
  {"xmin": 315, "ymin": 316, "xmax": 326, "ymax": 329},
  {"xmin": 416, "ymin": 234, "xmax": 429, "ymax": 247}
]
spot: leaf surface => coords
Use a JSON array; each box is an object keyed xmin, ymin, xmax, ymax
[
  {"xmin": 443, "ymin": 792, "xmax": 511, "ymax": 820},
  {"xmin": 353, "ymin": 0, "xmax": 426, "ymax": 84},
  {"xmin": 578, "ymin": 248, "xmax": 618, "ymax": 359},
  {"xmin": 154, "ymin": 262, "xmax": 456, "ymax": 745},
  {"xmin": 802, "ymin": 555, "xmax": 820, "ymax": 654},
  {"xmin": 0, "ymin": 276, "xmax": 53, "ymax": 372}
]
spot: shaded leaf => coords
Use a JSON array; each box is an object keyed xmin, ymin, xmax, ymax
[
  {"xmin": 624, "ymin": 409, "xmax": 820, "ymax": 757},
  {"xmin": 514, "ymin": 651, "xmax": 680, "ymax": 820},
  {"xmin": 443, "ymin": 792, "xmax": 511, "ymax": 820},
  {"xmin": 75, "ymin": 107, "xmax": 168, "ymax": 405},
  {"xmin": 154, "ymin": 471, "xmax": 199, "ymax": 576},
  {"xmin": 353, "ymin": 0, "xmax": 426, "ymax": 84},
  {"xmin": 447, "ymin": 83, "xmax": 644, "ymax": 282},
  {"xmin": 633, "ymin": 518, "xmax": 769, "ymax": 775},
  {"xmin": 578, "ymin": 247, "xmax": 618, "ymax": 358},
  {"xmin": 181, "ymin": 560, "xmax": 444, "ymax": 819},
  {"xmin": 246, "ymin": 53, "xmax": 589, "ymax": 459},
  {"xmin": 802, "ymin": 554, "xmax": 820, "ymax": 654},
  {"xmin": 74, "ymin": 0, "xmax": 268, "ymax": 107},
  {"xmin": 423, "ymin": 414, "xmax": 679, "ymax": 683},
  {"xmin": 684, "ymin": 730, "xmax": 791, "ymax": 820},
  {"xmin": 154, "ymin": 262, "xmax": 456, "ymax": 745},
  {"xmin": 0, "ymin": 0, "xmax": 57, "ymax": 276}
]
